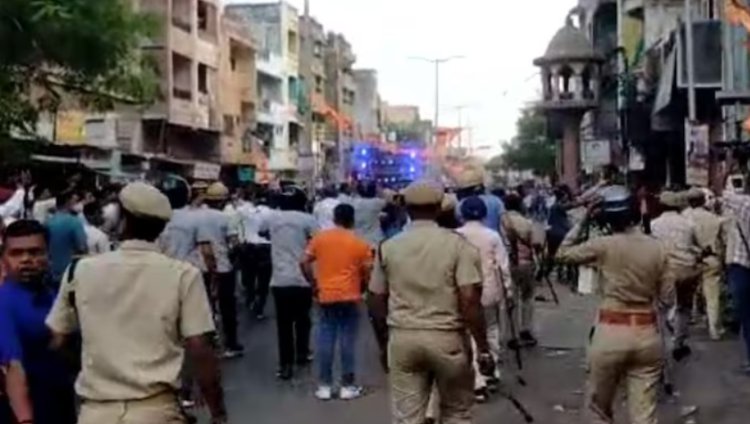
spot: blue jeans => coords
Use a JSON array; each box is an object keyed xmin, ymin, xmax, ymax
[
  {"xmin": 728, "ymin": 264, "xmax": 750, "ymax": 363},
  {"xmin": 316, "ymin": 302, "xmax": 360, "ymax": 385}
]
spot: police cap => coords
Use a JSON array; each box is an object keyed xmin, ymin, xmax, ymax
[
  {"xmin": 402, "ymin": 180, "xmax": 444, "ymax": 206},
  {"xmin": 455, "ymin": 167, "xmax": 485, "ymax": 189},
  {"xmin": 441, "ymin": 193, "xmax": 458, "ymax": 212},
  {"xmin": 659, "ymin": 191, "xmax": 683, "ymax": 208},
  {"xmin": 686, "ymin": 188, "xmax": 705, "ymax": 201},
  {"xmin": 119, "ymin": 182, "xmax": 173, "ymax": 221},
  {"xmin": 205, "ymin": 182, "xmax": 230, "ymax": 201}
]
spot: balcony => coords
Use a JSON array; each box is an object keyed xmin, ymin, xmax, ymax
[
  {"xmin": 256, "ymin": 50, "xmax": 285, "ymax": 79},
  {"xmin": 256, "ymin": 99, "xmax": 284, "ymax": 125}
]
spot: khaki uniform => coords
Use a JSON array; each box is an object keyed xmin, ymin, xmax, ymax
[
  {"xmin": 651, "ymin": 210, "xmax": 701, "ymax": 346},
  {"xmin": 46, "ymin": 183, "xmax": 216, "ymax": 424},
  {"xmin": 370, "ymin": 220, "xmax": 483, "ymax": 424},
  {"xmin": 557, "ymin": 224, "xmax": 674, "ymax": 424},
  {"xmin": 683, "ymin": 206, "xmax": 726, "ymax": 339},
  {"xmin": 502, "ymin": 211, "xmax": 544, "ymax": 334}
]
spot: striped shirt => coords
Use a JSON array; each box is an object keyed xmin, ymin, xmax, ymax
[{"xmin": 722, "ymin": 192, "xmax": 750, "ymax": 268}]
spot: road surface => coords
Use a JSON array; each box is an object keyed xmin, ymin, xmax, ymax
[{"xmin": 219, "ymin": 286, "xmax": 750, "ymax": 424}]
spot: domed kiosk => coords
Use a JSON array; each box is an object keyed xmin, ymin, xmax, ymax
[{"xmin": 534, "ymin": 17, "xmax": 603, "ymax": 189}]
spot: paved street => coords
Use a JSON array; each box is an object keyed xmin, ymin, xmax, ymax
[{"xmin": 221, "ymin": 286, "xmax": 750, "ymax": 424}]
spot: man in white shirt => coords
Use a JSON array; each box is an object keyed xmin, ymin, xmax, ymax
[
  {"xmin": 83, "ymin": 202, "xmax": 111, "ymax": 255},
  {"xmin": 456, "ymin": 196, "xmax": 511, "ymax": 400},
  {"xmin": 237, "ymin": 191, "xmax": 274, "ymax": 318},
  {"xmin": 313, "ymin": 186, "xmax": 340, "ymax": 230}
]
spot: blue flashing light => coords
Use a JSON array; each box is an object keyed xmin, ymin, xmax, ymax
[
  {"xmin": 409, "ymin": 151, "xmax": 417, "ymax": 159},
  {"xmin": 361, "ymin": 148, "xmax": 368, "ymax": 156},
  {"xmin": 409, "ymin": 166, "xmax": 416, "ymax": 173},
  {"xmin": 360, "ymin": 162, "xmax": 367, "ymax": 169}
]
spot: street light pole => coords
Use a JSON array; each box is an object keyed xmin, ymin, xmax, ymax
[
  {"xmin": 410, "ymin": 55, "xmax": 464, "ymax": 179},
  {"xmin": 410, "ymin": 55, "xmax": 464, "ymax": 144}
]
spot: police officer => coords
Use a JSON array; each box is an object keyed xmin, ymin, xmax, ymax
[
  {"xmin": 651, "ymin": 191, "xmax": 701, "ymax": 359},
  {"xmin": 454, "ymin": 167, "xmax": 505, "ymax": 235},
  {"xmin": 46, "ymin": 182, "xmax": 227, "ymax": 424},
  {"xmin": 682, "ymin": 188, "xmax": 726, "ymax": 340},
  {"xmin": 502, "ymin": 192, "xmax": 544, "ymax": 346},
  {"xmin": 556, "ymin": 185, "xmax": 674, "ymax": 424},
  {"xmin": 368, "ymin": 180, "xmax": 494, "ymax": 424},
  {"xmin": 203, "ymin": 182, "xmax": 242, "ymax": 358}
]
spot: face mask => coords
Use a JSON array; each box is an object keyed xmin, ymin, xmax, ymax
[{"xmin": 73, "ymin": 202, "xmax": 85, "ymax": 214}]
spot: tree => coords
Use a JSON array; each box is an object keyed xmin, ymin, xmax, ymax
[
  {"xmin": 500, "ymin": 109, "xmax": 555, "ymax": 176},
  {"xmin": 0, "ymin": 0, "xmax": 159, "ymax": 138}
]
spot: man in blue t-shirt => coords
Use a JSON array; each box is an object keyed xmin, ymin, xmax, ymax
[
  {"xmin": 45, "ymin": 191, "xmax": 87, "ymax": 287},
  {"xmin": 0, "ymin": 220, "xmax": 76, "ymax": 424}
]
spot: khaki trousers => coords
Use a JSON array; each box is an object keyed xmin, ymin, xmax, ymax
[
  {"xmin": 701, "ymin": 258, "xmax": 724, "ymax": 339},
  {"xmin": 587, "ymin": 323, "xmax": 663, "ymax": 424},
  {"xmin": 511, "ymin": 263, "xmax": 536, "ymax": 333},
  {"xmin": 389, "ymin": 329, "xmax": 474, "ymax": 424},
  {"xmin": 77, "ymin": 392, "xmax": 186, "ymax": 424}
]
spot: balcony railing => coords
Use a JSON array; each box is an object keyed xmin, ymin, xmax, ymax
[
  {"xmin": 173, "ymin": 87, "xmax": 192, "ymax": 101},
  {"xmin": 172, "ymin": 16, "xmax": 191, "ymax": 33}
]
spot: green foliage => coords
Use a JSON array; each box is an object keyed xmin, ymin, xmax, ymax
[
  {"xmin": 500, "ymin": 109, "xmax": 555, "ymax": 175},
  {"xmin": 0, "ymin": 0, "xmax": 160, "ymax": 138}
]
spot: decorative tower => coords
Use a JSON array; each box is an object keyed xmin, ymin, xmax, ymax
[{"xmin": 534, "ymin": 17, "xmax": 602, "ymax": 190}]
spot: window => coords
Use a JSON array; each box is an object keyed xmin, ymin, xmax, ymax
[
  {"xmin": 288, "ymin": 30, "xmax": 298, "ymax": 54},
  {"xmin": 198, "ymin": 64, "xmax": 208, "ymax": 94},
  {"xmin": 172, "ymin": 53, "xmax": 192, "ymax": 100},
  {"xmin": 313, "ymin": 41, "xmax": 323, "ymax": 58},
  {"xmin": 315, "ymin": 75, "xmax": 323, "ymax": 94},
  {"xmin": 224, "ymin": 114, "xmax": 235, "ymax": 136},
  {"xmin": 171, "ymin": 0, "xmax": 191, "ymax": 32},
  {"xmin": 197, "ymin": 1, "xmax": 208, "ymax": 31}
]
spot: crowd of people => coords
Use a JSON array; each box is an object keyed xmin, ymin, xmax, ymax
[{"xmin": 0, "ymin": 164, "xmax": 749, "ymax": 424}]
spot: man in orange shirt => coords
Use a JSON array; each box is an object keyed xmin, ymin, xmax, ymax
[{"xmin": 301, "ymin": 204, "xmax": 372, "ymax": 401}]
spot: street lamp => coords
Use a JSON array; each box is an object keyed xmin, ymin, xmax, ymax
[{"xmin": 409, "ymin": 55, "xmax": 465, "ymax": 142}]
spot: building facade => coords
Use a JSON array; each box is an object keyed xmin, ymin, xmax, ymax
[
  {"xmin": 139, "ymin": 0, "xmax": 223, "ymax": 175},
  {"xmin": 352, "ymin": 69, "xmax": 382, "ymax": 141},
  {"xmin": 227, "ymin": 1, "xmax": 301, "ymax": 176},
  {"xmin": 323, "ymin": 32, "xmax": 357, "ymax": 181},
  {"xmin": 218, "ymin": 14, "xmax": 258, "ymax": 168}
]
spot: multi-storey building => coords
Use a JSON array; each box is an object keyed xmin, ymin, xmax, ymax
[
  {"xmin": 227, "ymin": 1, "xmax": 302, "ymax": 177},
  {"xmin": 352, "ymin": 69, "xmax": 382, "ymax": 141},
  {"xmin": 139, "ymin": 0, "xmax": 224, "ymax": 177},
  {"xmin": 38, "ymin": 0, "xmax": 253, "ymax": 181},
  {"xmin": 299, "ymin": 12, "xmax": 329, "ymax": 184},
  {"xmin": 324, "ymin": 32, "xmax": 357, "ymax": 180},
  {"xmin": 218, "ymin": 14, "xmax": 257, "ymax": 169}
]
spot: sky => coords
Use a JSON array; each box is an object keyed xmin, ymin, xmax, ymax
[{"xmin": 227, "ymin": 0, "xmax": 577, "ymax": 158}]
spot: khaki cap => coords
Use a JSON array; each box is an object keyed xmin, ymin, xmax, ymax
[
  {"xmin": 686, "ymin": 187, "xmax": 705, "ymax": 200},
  {"xmin": 119, "ymin": 182, "xmax": 173, "ymax": 221},
  {"xmin": 659, "ymin": 191, "xmax": 683, "ymax": 208},
  {"xmin": 402, "ymin": 180, "xmax": 444, "ymax": 206},
  {"xmin": 441, "ymin": 193, "xmax": 458, "ymax": 212},
  {"xmin": 205, "ymin": 182, "xmax": 229, "ymax": 201},
  {"xmin": 455, "ymin": 167, "xmax": 485, "ymax": 189}
]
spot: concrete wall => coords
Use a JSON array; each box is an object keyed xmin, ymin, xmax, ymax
[
  {"xmin": 219, "ymin": 14, "xmax": 257, "ymax": 165},
  {"xmin": 353, "ymin": 69, "xmax": 380, "ymax": 137}
]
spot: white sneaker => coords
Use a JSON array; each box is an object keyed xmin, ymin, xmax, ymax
[
  {"xmin": 339, "ymin": 385, "xmax": 363, "ymax": 400},
  {"xmin": 315, "ymin": 385, "xmax": 333, "ymax": 401}
]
